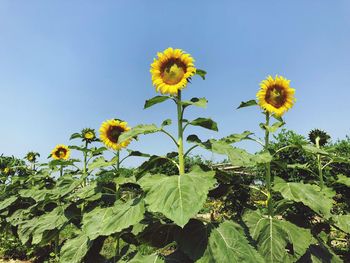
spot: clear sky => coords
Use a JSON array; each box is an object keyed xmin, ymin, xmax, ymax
[{"xmin": 1, "ymin": 0, "xmax": 350, "ymax": 166}]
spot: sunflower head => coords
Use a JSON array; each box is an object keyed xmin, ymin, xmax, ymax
[
  {"xmin": 51, "ymin": 145, "xmax": 70, "ymax": 160},
  {"xmin": 100, "ymin": 119, "xmax": 131, "ymax": 150},
  {"xmin": 150, "ymin": 47, "xmax": 196, "ymax": 95},
  {"xmin": 257, "ymin": 75, "xmax": 296, "ymax": 116},
  {"xmin": 26, "ymin": 151, "xmax": 39, "ymax": 163},
  {"xmin": 3, "ymin": 167, "xmax": 11, "ymax": 175},
  {"xmin": 309, "ymin": 129, "xmax": 330, "ymax": 147},
  {"xmin": 82, "ymin": 128, "xmax": 97, "ymax": 143}
]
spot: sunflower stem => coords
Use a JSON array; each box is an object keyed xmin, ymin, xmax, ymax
[
  {"xmin": 177, "ymin": 91, "xmax": 185, "ymax": 176},
  {"xmin": 264, "ymin": 113, "xmax": 273, "ymax": 217},
  {"xmin": 315, "ymin": 137, "xmax": 324, "ymax": 190},
  {"xmin": 83, "ymin": 141, "xmax": 88, "ymax": 186}
]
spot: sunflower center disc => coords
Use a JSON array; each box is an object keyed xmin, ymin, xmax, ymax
[
  {"xmin": 161, "ymin": 60, "xmax": 186, "ymax": 85},
  {"xmin": 107, "ymin": 126, "xmax": 125, "ymax": 143},
  {"xmin": 56, "ymin": 148, "xmax": 67, "ymax": 158},
  {"xmin": 265, "ymin": 85, "xmax": 287, "ymax": 108}
]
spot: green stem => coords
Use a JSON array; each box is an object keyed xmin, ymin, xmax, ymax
[
  {"xmin": 83, "ymin": 141, "xmax": 88, "ymax": 186},
  {"xmin": 54, "ymin": 233, "xmax": 59, "ymax": 259},
  {"xmin": 316, "ymin": 138, "xmax": 324, "ymax": 190},
  {"xmin": 264, "ymin": 113, "xmax": 273, "ymax": 216},
  {"xmin": 176, "ymin": 91, "xmax": 185, "ymax": 175},
  {"xmin": 116, "ymin": 150, "xmax": 120, "ymax": 170}
]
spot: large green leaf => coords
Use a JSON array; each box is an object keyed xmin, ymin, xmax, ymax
[
  {"xmin": 59, "ymin": 232, "xmax": 92, "ymax": 263},
  {"xmin": 0, "ymin": 196, "xmax": 18, "ymax": 211},
  {"xmin": 302, "ymin": 144, "xmax": 329, "ymax": 155},
  {"xmin": 332, "ymin": 214, "xmax": 350, "ymax": 234},
  {"xmin": 139, "ymin": 167, "xmax": 216, "ymax": 227},
  {"xmin": 18, "ymin": 205, "xmax": 70, "ymax": 244},
  {"xmin": 82, "ymin": 198, "xmax": 145, "ymax": 240},
  {"xmin": 273, "ymin": 177, "xmax": 334, "ymax": 218},
  {"xmin": 144, "ymin": 95, "xmax": 171, "ymax": 109},
  {"xmin": 197, "ymin": 221, "xmax": 265, "ymax": 263},
  {"xmin": 88, "ymin": 155, "xmax": 119, "ymax": 170},
  {"xmin": 220, "ymin": 131, "xmax": 253, "ymax": 144},
  {"xmin": 118, "ymin": 124, "xmax": 161, "ymax": 143},
  {"xmin": 127, "ymin": 253, "xmax": 164, "ymax": 263},
  {"xmin": 243, "ymin": 210, "xmax": 313, "ymax": 263}
]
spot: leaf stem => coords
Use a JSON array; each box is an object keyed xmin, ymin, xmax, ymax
[{"xmin": 316, "ymin": 138, "xmax": 324, "ymax": 190}]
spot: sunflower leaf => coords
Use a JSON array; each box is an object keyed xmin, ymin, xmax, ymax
[
  {"xmin": 144, "ymin": 95, "xmax": 172, "ymax": 109},
  {"xmin": 195, "ymin": 69, "xmax": 207, "ymax": 80},
  {"xmin": 237, "ymin": 99, "xmax": 257, "ymax": 109},
  {"xmin": 335, "ymin": 174, "xmax": 350, "ymax": 187},
  {"xmin": 69, "ymin": 132, "xmax": 82, "ymax": 140},
  {"xmin": 59, "ymin": 231, "xmax": 92, "ymax": 263},
  {"xmin": 161, "ymin": 118, "xmax": 172, "ymax": 127},
  {"xmin": 260, "ymin": 121, "xmax": 285, "ymax": 133},
  {"xmin": 188, "ymin": 118, "xmax": 218, "ymax": 131},
  {"xmin": 118, "ymin": 124, "xmax": 161, "ymax": 143},
  {"xmin": 139, "ymin": 166, "xmax": 216, "ymax": 227},
  {"xmin": 181, "ymin": 97, "xmax": 208, "ymax": 108},
  {"xmin": 332, "ymin": 214, "xmax": 350, "ymax": 234}
]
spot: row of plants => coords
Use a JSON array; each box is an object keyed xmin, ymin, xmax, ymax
[{"xmin": 0, "ymin": 47, "xmax": 349, "ymax": 262}]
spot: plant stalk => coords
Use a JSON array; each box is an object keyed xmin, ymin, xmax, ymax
[
  {"xmin": 176, "ymin": 91, "xmax": 185, "ymax": 175},
  {"xmin": 316, "ymin": 137, "xmax": 324, "ymax": 190},
  {"xmin": 264, "ymin": 113, "xmax": 273, "ymax": 216}
]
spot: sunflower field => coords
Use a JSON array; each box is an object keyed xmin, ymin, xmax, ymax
[{"xmin": 0, "ymin": 47, "xmax": 349, "ymax": 263}]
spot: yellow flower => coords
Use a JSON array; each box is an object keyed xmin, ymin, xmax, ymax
[
  {"xmin": 150, "ymin": 47, "xmax": 196, "ymax": 95},
  {"xmin": 51, "ymin": 145, "xmax": 70, "ymax": 160},
  {"xmin": 99, "ymin": 119, "xmax": 131, "ymax": 150},
  {"xmin": 3, "ymin": 167, "xmax": 10, "ymax": 174},
  {"xmin": 257, "ymin": 75, "xmax": 296, "ymax": 116},
  {"xmin": 84, "ymin": 131, "xmax": 95, "ymax": 140},
  {"xmin": 82, "ymin": 128, "xmax": 96, "ymax": 143}
]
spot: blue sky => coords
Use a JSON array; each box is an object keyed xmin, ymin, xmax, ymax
[{"xmin": 1, "ymin": 1, "xmax": 350, "ymax": 166}]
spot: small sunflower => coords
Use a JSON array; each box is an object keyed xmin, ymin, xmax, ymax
[
  {"xmin": 257, "ymin": 75, "xmax": 296, "ymax": 116},
  {"xmin": 51, "ymin": 145, "xmax": 70, "ymax": 160},
  {"xmin": 3, "ymin": 167, "xmax": 10, "ymax": 175},
  {"xmin": 309, "ymin": 129, "xmax": 330, "ymax": 147},
  {"xmin": 150, "ymin": 47, "xmax": 196, "ymax": 95},
  {"xmin": 100, "ymin": 119, "xmax": 131, "ymax": 150},
  {"xmin": 26, "ymin": 151, "xmax": 39, "ymax": 163},
  {"xmin": 82, "ymin": 128, "xmax": 96, "ymax": 143}
]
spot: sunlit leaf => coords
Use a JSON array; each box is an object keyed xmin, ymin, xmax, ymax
[
  {"xmin": 237, "ymin": 99, "xmax": 257, "ymax": 109},
  {"xmin": 144, "ymin": 95, "xmax": 171, "ymax": 109},
  {"xmin": 181, "ymin": 97, "xmax": 208, "ymax": 108},
  {"xmin": 60, "ymin": 232, "xmax": 92, "ymax": 263},
  {"xmin": 189, "ymin": 118, "xmax": 218, "ymax": 131}
]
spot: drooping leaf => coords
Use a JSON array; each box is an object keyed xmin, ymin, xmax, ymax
[
  {"xmin": 18, "ymin": 205, "xmax": 70, "ymax": 245},
  {"xmin": 126, "ymin": 150, "xmax": 151, "ymax": 158},
  {"xmin": 197, "ymin": 221, "xmax": 265, "ymax": 263},
  {"xmin": 220, "ymin": 131, "xmax": 254, "ymax": 144},
  {"xmin": 237, "ymin": 99, "xmax": 257, "ymax": 109},
  {"xmin": 82, "ymin": 198, "xmax": 145, "ymax": 240},
  {"xmin": 243, "ymin": 210, "xmax": 313, "ymax": 263},
  {"xmin": 60, "ymin": 232, "xmax": 92, "ymax": 263},
  {"xmin": 88, "ymin": 156, "xmax": 119, "ymax": 170},
  {"xmin": 196, "ymin": 69, "xmax": 207, "ymax": 80},
  {"xmin": 69, "ymin": 132, "xmax": 82, "ymax": 140},
  {"xmin": 118, "ymin": 124, "xmax": 161, "ymax": 143},
  {"xmin": 139, "ymin": 166, "xmax": 216, "ymax": 227},
  {"xmin": 161, "ymin": 118, "xmax": 172, "ymax": 127},
  {"xmin": 189, "ymin": 118, "xmax": 218, "ymax": 131},
  {"xmin": 181, "ymin": 97, "xmax": 208, "ymax": 108},
  {"xmin": 302, "ymin": 144, "xmax": 329, "ymax": 155},
  {"xmin": 144, "ymin": 95, "xmax": 171, "ymax": 109},
  {"xmin": 260, "ymin": 121, "xmax": 285, "ymax": 133},
  {"xmin": 273, "ymin": 177, "xmax": 334, "ymax": 218}
]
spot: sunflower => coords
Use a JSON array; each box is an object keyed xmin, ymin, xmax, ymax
[
  {"xmin": 100, "ymin": 119, "xmax": 131, "ymax": 150},
  {"xmin": 51, "ymin": 145, "xmax": 70, "ymax": 160},
  {"xmin": 3, "ymin": 167, "xmax": 10, "ymax": 175},
  {"xmin": 309, "ymin": 129, "xmax": 330, "ymax": 147},
  {"xmin": 82, "ymin": 128, "xmax": 96, "ymax": 143},
  {"xmin": 257, "ymin": 75, "xmax": 296, "ymax": 116},
  {"xmin": 150, "ymin": 47, "xmax": 196, "ymax": 95},
  {"xmin": 26, "ymin": 151, "xmax": 39, "ymax": 163}
]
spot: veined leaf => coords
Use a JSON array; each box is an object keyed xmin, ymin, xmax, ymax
[
  {"xmin": 88, "ymin": 156, "xmax": 119, "ymax": 170},
  {"xmin": 181, "ymin": 97, "xmax": 208, "ymax": 108},
  {"xmin": 139, "ymin": 166, "xmax": 216, "ymax": 227},
  {"xmin": 260, "ymin": 121, "xmax": 285, "ymax": 133},
  {"xmin": 197, "ymin": 221, "xmax": 264, "ymax": 263},
  {"xmin": 82, "ymin": 198, "xmax": 145, "ymax": 240},
  {"xmin": 118, "ymin": 124, "xmax": 161, "ymax": 143},
  {"xmin": 18, "ymin": 205, "xmax": 70, "ymax": 245},
  {"xmin": 60, "ymin": 232, "xmax": 92, "ymax": 263},
  {"xmin": 237, "ymin": 99, "xmax": 257, "ymax": 109},
  {"xmin": 243, "ymin": 210, "xmax": 313, "ymax": 263},
  {"xmin": 144, "ymin": 95, "xmax": 171, "ymax": 109},
  {"xmin": 188, "ymin": 118, "xmax": 218, "ymax": 131},
  {"xmin": 220, "ymin": 131, "xmax": 253, "ymax": 144},
  {"xmin": 273, "ymin": 177, "xmax": 334, "ymax": 218},
  {"xmin": 302, "ymin": 144, "xmax": 329, "ymax": 155}
]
